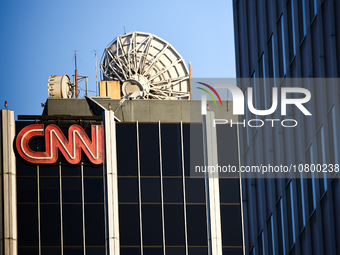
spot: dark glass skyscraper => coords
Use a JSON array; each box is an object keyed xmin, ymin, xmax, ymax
[{"xmin": 233, "ymin": 0, "xmax": 340, "ymax": 254}]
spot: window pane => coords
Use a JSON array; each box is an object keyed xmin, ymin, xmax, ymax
[
  {"xmin": 40, "ymin": 177, "xmax": 59, "ymax": 203},
  {"xmin": 164, "ymin": 204, "xmax": 185, "ymax": 245},
  {"xmin": 142, "ymin": 204, "xmax": 163, "ymax": 246},
  {"xmin": 62, "ymin": 204, "xmax": 83, "ymax": 246},
  {"xmin": 120, "ymin": 247, "xmax": 141, "ymax": 255},
  {"xmin": 83, "ymin": 164, "xmax": 103, "ymax": 177},
  {"xmin": 118, "ymin": 178, "xmax": 139, "ymax": 203},
  {"xmin": 139, "ymin": 124, "xmax": 160, "ymax": 176},
  {"xmin": 40, "ymin": 165, "xmax": 59, "ymax": 176},
  {"xmin": 116, "ymin": 123, "xmax": 138, "ymax": 176},
  {"xmin": 141, "ymin": 178, "xmax": 161, "ymax": 203},
  {"xmin": 186, "ymin": 205, "xmax": 207, "ymax": 246},
  {"xmin": 41, "ymin": 247, "xmax": 60, "ymax": 255},
  {"xmin": 161, "ymin": 124, "xmax": 182, "ymax": 176},
  {"xmin": 119, "ymin": 204, "xmax": 140, "ymax": 246},
  {"xmin": 84, "ymin": 177, "xmax": 104, "ymax": 203},
  {"xmin": 17, "ymin": 177, "xmax": 37, "ymax": 203},
  {"xmin": 86, "ymin": 247, "xmax": 106, "ymax": 255},
  {"xmin": 17, "ymin": 204, "xmax": 38, "ymax": 246},
  {"xmin": 220, "ymin": 205, "xmax": 242, "ymax": 246},
  {"xmin": 163, "ymin": 178, "xmax": 183, "ymax": 203},
  {"xmin": 185, "ymin": 178, "xmax": 206, "ymax": 203},
  {"xmin": 188, "ymin": 247, "xmax": 208, "ymax": 255},
  {"xmin": 62, "ymin": 177, "xmax": 82, "ymax": 203},
  {"xmin": 41, "ymin": 204, "xmax": 61, "ymax": 246},
  {"xmin": 219, "ymin": 178, "xmax": 240, "ymax": 203},
  {"xmin": 85, "ymin": 204, "xmax": 105, "ymax": 246},
  {"xmin": 166, "ymin": 247, "xmax": 185, "ymax": 255}
]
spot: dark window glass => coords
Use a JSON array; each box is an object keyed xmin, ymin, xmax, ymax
[
  {"xmin": 186, "ymin": 205, "xmax": 207, "ymax": 246},
  {"xmin": 161, "ymin": 124, "xmax": 182, "ymax": 176},
  {"xmin": 286, "ymin": 182, "xmax": 295, "ymax": 248},
  {"xmin": 268, "ymin": 36, "xmax": 275, "ymax": 78},
  {"xmin": 62, "ymin": 204, "xmax": 83, "ymax": 246},
  {"xmin": 310, "ymin": 212, "xmax": 319, "ymax": 255},
  {"xmin": 219, "ymin": 179, "xmax": 240, "ymax": 203},
  {"xmin": 139, "ymin": 124, "xmax": 160, "ymax": 176},
  {"xmin": 188, "ymin": 124, "xmax": 204, "ymax": 176},
  {"xmin": 41, "ymin": 247, "xmax": 60, "ymax": 255},
  {"xmin": 18, "ymin": 247, "xmax": 39, "ymax": 255},
  {"xmin": 298, "ymin": 0, "xmax": 307, "ymax": 41},
  {"xmin": 277, "ymin": 199, "xmax": 284, "ymax": 255},
  {"xmin": 164, "ymin": 204, "xmax": 185, "ymax": 245},
  {"xmin": 300, "ymin": 229, "xmax": 307, "ymax": 254},
  {"xmin": 188, "ymin": 247, "xmax": 208, "ymax": 255},
  {"xmin": 143, "ymin": 248, "xmax": 163, "ymax": 255},
  {"xmin": 16, "ymin": 158, "xmax": 37, "ymax": 176},
  {"xmin": 287, "ymin": 0, "xmax": 296, "ymax": 60},
  {"xmin": 39, "ymin": 165, "xmax": 59, "ymax": 176},
  {"xmin": 119, "ymin": 204, "xmax": 140, "ymax": 246},
  {"xmin": 83, "ymin": 164, "xmax": 103, "ymax": 177},
  {"xmin": 118, "ymin": 178, "xmax": 139, "ymax": 203},
  {"xmin": 183, "ymin": 124, "xmax": 191, "ymax": 176},
  {"xmin": 63, "ymin": 247, "xmax": 83, "ymax": 255},
  {"xmin": 141, "ymin": 178, "xmax": 161, "ymax": 203},
  {"xmin": 86, "ymin": 247, "xmax": 106, "ymax": 255},
  {"xmin": 17, "ymin": 204, "xmax": 38, "ymax": 246},
  {"xmin": 40, "ymin": 204, "xmax": 60, "ymax": 246},
  {"xmin": 84, "ymin": 177, "xmax": 104, "ymax": 203},
  {"xmin": 166, "ymin": 247, "xmax": 185, "ymax": 255},
  {"xmin": 40, "ymin": 177, "xmax": 59, "ymax": 203},
  {"xmin": 222, "ymin": 248, "xmax": 243, "ymax": 255},
  {"xmin": 278, "ymin": 16, "xmax": 286, "ymax": 77},
  {"xmin": 120, "ymin": 247, "xmax": 141, "ymax": 255},
  {"xmin": 185, "ymin": 178, "xmax": 205, "ymax": 203},
  {"xmin": 17, "ymin": 177, "xmax": 37, "ymax": 203},
  {"xmin": 321, "ymin": 195, "xmax": 331, "ymax": 255},
  {"xmin": 163, "ymin": 178, "xmax": 183, "ymax": 203},
  {"xmin": 267, "ymin": 215, "xmax": 274, "ymax": 254},
  {"xmin": 62, "ymin": 177, "xmax": 82, "ymax": 203},
  {"xmin": 296, "ymin": 179, "xmax": 305, "ymax": 231},
  {"xmin": 85, "ymin": 204, "xmax": 105, "ymax": 246},
  {"xmin": 220, "ymin": 205, "xmax": 242, "ymax": 246},
  {"xmin": 61, "ymin": 164, "xmax": 81, "ymax": 176},
  {"xmin": 116, "ymin": 123, "xmax": 138, "ymax": 176},
  {"xmin": 142, "ymin": 204, "xmax": 163, "ymax": 245}
]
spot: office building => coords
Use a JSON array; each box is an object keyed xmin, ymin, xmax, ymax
[{"xmin": 233, "ymin": 0, "xmax": 340, "ymax": 254}]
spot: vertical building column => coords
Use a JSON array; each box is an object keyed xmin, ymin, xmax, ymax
[
  {"xmin": 0, "ymin": 110, "xmax": 17, "ymax": 255},
  {"xmin": 103, "ymin": 110, "xmax": 120, "ymax": 255},
  {"xmin": 205, "ymin": 111, "xmax": 223, "ymax": 255}
]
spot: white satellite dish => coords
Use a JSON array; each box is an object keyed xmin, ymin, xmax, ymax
[
  {"xmin": 101, "ymin": 31, "xmax": 190, "ymax": 100},
  {"xmin": 48, "ymin": 75, "xmax": 73, "ymax": 99}
]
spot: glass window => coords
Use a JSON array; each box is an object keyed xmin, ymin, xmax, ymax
[
  {"xmin": 298, "ymin": 0, "xmax": 307, "ymax": 41},
  {"xmin": 188, "ymin": 247, "xmax": 208, "ymax": 255},
  {"xmin": 39, "ymin": 165, "xmax": 59, "ymax": 176},
  {"xmin": 268, "ymin": 35, "xmax": 276, "ymax": 79},
  {"xmin": 161, "ymin": 124, "xmax": 182, "ymax": 176},
  {"xmin": 17, "ymin": 204, "xmax": 38, "ymax": 246},
  {"xmin": 163, "ymin": 178, "xmax": 183, "ymax": 203},
  {"xmin": 85, "ymin": 204, "xmax": 105, "ymax": 246},
  {"xmin": 41, "ymin": 247, "xmax": 61, "ymax": 255},
  {"xmin": 278, "ymin": 15, "xmax": 286, "ymax": 77},
  {"xmin": 120, "ymin": 247, "xmax": 141, "ymax": 255},
  {"xmin": 118, "ymin": 177, "xmax": 139, "ymax": 203},
  {"xmin": 63, "ymin": 247, "xmax": 83, "ymax": 255},
  {"xmin": 61, "ymin": 164, "xmax": 81, "ymax": 176},
  {"xmin": 317, "ymin": 126, "xmax": 327, "ymax": 194},
  {"xmin": 306, "ymin": 145, "xmax": 317, "ymax": 213},
  {"xmin": 142, "ymin": 204, "xmax": 163, "ymax": 246},
  {"xmin": 17, "ymin": 177, "xmax": 37, "ymax": 203},
  {"xmin": 296, "ymin": 173, "xmax": 306, "ymax": 230},
  {"xmin": 309, "ymin": 0, "xmax": 317, "ymax": 21},
  {"xmin": 219, "ymin": 178, "xmax": 240, "ymax": 203},
  {"xmin": 62, "ymin": 204, "xmax": 83, "ymax": 246},
  {"xmin": 220, "ymin": 205, "xmax": 242, "ymax": 247},
  {"xmin": 277, "ymin": 198, "xmax": 286, "ymax": 255},
  {"xmin": 267, "ymin": 215, "xmax": 275, "ymax": 254},
  {"xmin": 62, "ymin": 177, "xmax": 82, "ymax": 203},
  {"xmin": 84, "ymin": 177, "xmax": 104, "ymax": 203},
  {"xmin": 185, "ymin": 178, "xmax": 206, "ymax": 203},
  {"xmin": 164, "ymin": 204, "xmax": 185, "ymax": 245},
  {"xmin": 188, "ymin": 123, "xmax": 204, "ymax": 176},
  {"xmin": 288, "ymin": 0, "xmax": 296, "ymax": 60},
  {"xmin": 83, "ymin": 164, "xmax": 103, "ymax": 177},
  {"xmin": 40, "ymin": 204, "xmax": 61, "ymax": 246},
  {"xmin": 40, "ymin": 177, "xmax": 59, "ymax": 203},
  {"xmin": 328, "ymin": 107, "xmax": 339, "ymax": 167},
  {"xmin": 86, "ymin": 247, "xmax": 106, "ymax": 255},
  {"xmin": 186, "ymin": 205, "xmax": 207, "ymax": 246},
  {"xmin": 139, "ymin": 124, "xmax": 160, "ymax": 176},
  {"xmin": 141, "ymin": 178, "xmax": 161, "ymax": 203},
  {"xmin": 119, "ymin": 204, "xmax": 140, "ymax": 246},
  {"xmin": 286, "ymin": 181, "xmax": 296, "ymax": 248},
  {"xmin": 258, "ymin": 231, "xmax": 265, "ymax": 255},
  {"xmin": 166, "ymin": 247, "xmax": 186, "ymax": 255},
  {"xmin": 116, "ymin": 123, "xmax": 138, "ymax": 176}
]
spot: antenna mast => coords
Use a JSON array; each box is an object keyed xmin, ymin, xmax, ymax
[
  {"xmin": 95, "ymin": 50, "xmax": 98, "ymax": 96},
  {"xmin": 74, "ymin": 51, "xmax": 78, "ymax": 98}
]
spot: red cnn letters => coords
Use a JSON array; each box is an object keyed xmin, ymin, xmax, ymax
[{"xmin": 16, "ymin": 124, "xmax": 104, "ymax": 164}]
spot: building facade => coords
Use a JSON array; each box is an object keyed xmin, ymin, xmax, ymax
[
  {"xmin": 0, "ymin": 98, "xmax": 243, "ymax": 255},
  {"xmin": 233, "ymin": 0, "xmax": 340, "ymax": 254}
]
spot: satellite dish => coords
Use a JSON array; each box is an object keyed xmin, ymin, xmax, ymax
[
  {"xmin": 101, "ymin": 31, "xmax": 190, "ymax": 100},
  {"xmin": 48, "ymin": 75, "xmax": 73, "ymax": 98}
]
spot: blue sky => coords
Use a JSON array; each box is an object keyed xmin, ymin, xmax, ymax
[{"xmin": 0, "ymin": 0, "xmax": 235, "ymax": 118}]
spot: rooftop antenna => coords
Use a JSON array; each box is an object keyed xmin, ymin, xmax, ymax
[
  {"xmin": 74, "ymin": 51, "xmax": 78, "ymax": 98},
  {"xmin": 95, "ymin": 50, "xmax": 98, "ymax": 96},
  {"xmin": 123, "ymin": 25, "xmax": 126, "ymax": 34}
]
